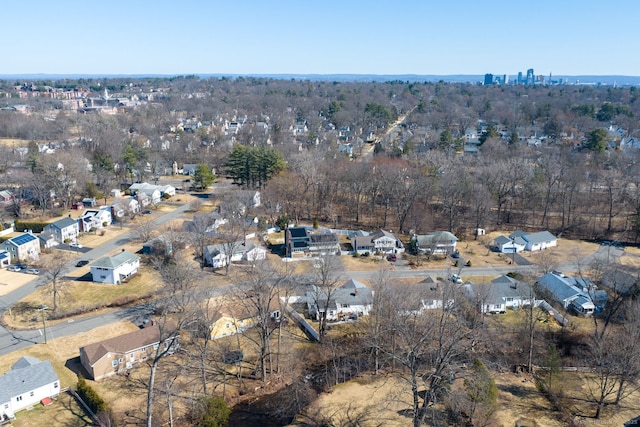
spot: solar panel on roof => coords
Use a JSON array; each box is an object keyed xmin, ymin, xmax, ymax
[{"xmin": 11, "ymin": 234, "xmax": 36, "ymax": 245}]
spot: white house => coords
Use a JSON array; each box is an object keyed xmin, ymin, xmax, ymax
[
  {"xmin": 494, "ymin": 230, "xmax": 557, "ymax": 253},
  {"xmin": 511, "ymin": 230, "xmax": 557, "ymax": 251},
  {"xmin": 111, "ymin": 197, "xmax": 140, "ymax": 217},
  {"xmin": 412, "ymin": 231, "xmax": 458, "ymax": 255},
  {"xmin": 306, "ymin": 279, "xmax": 374, "ymax": 322},
  {"xmin": 90, "ymin": 250, "xmax": 140, "ymax": 284},
  {"xmin": 493, "ymin": 235, "xmax": 526, "ymax": 253},
  {"xmin": 351, "ymin": 229, "xmax": 404, "ymax": 255},
  {"xmin": 79, "ymin": 207, "xmax": 112, "ymax": 232},
  {"xmin": 204, "ymin": 241, "xmax": 267, "ymax": 269},
  {"xmin": 0, "ymin": 356, "xmax": 60, "ymax": 420},
  {"xmin": 43, "ymin": 216, "xmax": 79, "ymax": 244},
  {"xmin": 463, "ymin": 276, "xmax": 533, "ymax": 314}
]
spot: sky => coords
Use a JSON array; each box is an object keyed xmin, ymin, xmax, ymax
[{"xmin": 3, "ymin": 0, "xmax": 640, "ymax": 77}]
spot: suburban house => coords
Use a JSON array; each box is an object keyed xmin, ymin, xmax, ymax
[
  {"xmin": 536, "ymin": 271, "xmax": 609, "ymax": 316},
  {"xmin": 351, "ymin": 229, "xmax": 404, "ymax": 255},
  {"xmin": 0, "ymin": 249, "xmax": 10, "ymax": 267},
  {"xmin": 111, "ymin": 197, "xmax": 140, "ymax": 217},
  {"xmin": 204, "ymin": 240, "xmax": 266, "ymax": 269},
  {"xmin": 2, "ymin": 233, "xmax": 40, "ymax": 262},
  {"xmin": 79, "ymin": 324, "xmax": 178, "ymax": 381},
  {"xmin": 394, "ymin": 277, "xmax": 455, "ymax": 314},
  {"xmin": 38, "ymin": 231, "xmax": 58, "ymax": 249},
  {"xmin": 412, "ymin": 231, "xmax": 458, "ymax": 255},
  {"xmin": 513, "ymin": 230, "xmax": 556, "ymax": 252},
  {"xmin": 90, "ymin": 250, "xmax": 140, "ymax": 284},
  {"xmin": 79, "ymin": 207, "xmax": 112, "ymax": 232},
  {"xmin": 306, "ymin": 279, "xmax": 374, "ymax": 322},
  {"xmin": 129, "ymin": 182, "xmax": 175, "ymax": 199},
  {"xmin": 0, "ymin": 190, "xmax": 15, "ymax": 205},
  {"xmin": 493, "ymin": 235, "xmax": 526, "ymax": 253},
  {"xmin": 43, "ymin": 216, "xmax": 79, "ymax": 244},
  {"xmin": 285, "ymin": 226, "xmax": 340, "ymax": 257},
  {"xmin": 0, "ymin": 356, "xmax": 60, "ymax": 420},
  {"xmin": 463, "ymin": 275, "xmax": 534, "ymax": 314},
  {"xmin": 209, "ymin": 299, "xmax": 283, "ymax": 340}
]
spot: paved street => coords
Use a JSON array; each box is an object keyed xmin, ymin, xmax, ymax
[
  {"xmin": 0, "ymin": 196, "xmax": 623, "ymax": 357},
  {"xmin": 0, "ymin": 201, "xmax": 193, "ymax": 356}
]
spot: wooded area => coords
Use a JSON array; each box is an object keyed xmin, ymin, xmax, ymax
[{"xmin": 1, "ymin": 76, "xmax": 640, "ymax": 426}]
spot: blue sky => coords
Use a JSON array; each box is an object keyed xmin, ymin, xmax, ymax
[{"xmin": 3, "ymin": 0, "xmax": 640, "ymax": 76}]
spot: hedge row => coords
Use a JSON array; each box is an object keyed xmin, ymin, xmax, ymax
[
  {"xmin": 77, "ymin": 376, "xmax": 116, "ymax": 425},
  {"xmin": 14, "ymin": 220, "xmax": 49, "ymax": 233}
]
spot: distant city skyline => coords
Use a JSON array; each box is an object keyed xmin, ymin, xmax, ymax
[{"xmin": 3, "ymin": 0, "xmax": 640, "ymax": 77}]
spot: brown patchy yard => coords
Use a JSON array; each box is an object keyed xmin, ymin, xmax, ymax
[{"xmin": 300, "ymin": 369, "xmax": 640, "ymax": 427}]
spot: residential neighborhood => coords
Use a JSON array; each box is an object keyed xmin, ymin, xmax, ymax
[{"xmin": 1, "ymin": 72, "xmax": 640, "ymax": 427}]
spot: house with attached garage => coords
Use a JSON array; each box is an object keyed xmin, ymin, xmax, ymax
[
  {"xmin": 43, "ymin": 216, "xmax": 79, "ymax": 244},
  {"xmin": 90, "ymin": 250, "xmax": 140, "ymax": 284},
  {"xmin": 494, "ymin": 230, "xmax": 557, "ymax": 253},
  {"xmin": 536, "ymin": 271, "xmax": 609, "ymax": 316},
  {"xmin": 79, "ymin": 324, "xmax": 178, "ymax": 381},
  {"xmin": 2, "ymin": 232, "xmax": 40, "ymax": 262},
  {"xmin": 351, "ymin": 229, "xmax": 404, "ymax": 255},
  {"xmin": 0, "ymin": 356, "xmax": 60, "ymax": 420}
]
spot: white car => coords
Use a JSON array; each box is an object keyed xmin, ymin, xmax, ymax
[
  {"xmin": 25, "ymin": 268, "xmax": 40, "ymax": 275},
  {"xmin": 69, "ymin": 243, "xmax": 83, "ymax": 249},
  {"xmin": 450, "ymin": 274, "xmax": 463, "ymax": 284}
]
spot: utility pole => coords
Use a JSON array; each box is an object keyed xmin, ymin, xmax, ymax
[{"xmin": 38, "ymin": 305, "xmax": 48, "ymax": 344}]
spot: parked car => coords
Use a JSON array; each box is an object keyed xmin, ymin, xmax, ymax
[
  {"xmin": 450, "ymin": 274, "xmax": 463, "ymax": 284},
  {"xmin": 76, "ymin": 260, "xmax": 89, "ymax": 267},
  {"xmin": 15, "ymin": 263, "xmax": 28, "ymax": 270},
  {"xmin": 7, "ymin": 265, "xmax": 22, "ymax": 272},
  {"xmin": 142, "ymin": 209, "xmax": 152, "ymax": 215},
  {"xmin": 387, "ymin": 254, "xmax": 397, "ymax": 262},
  {"xmin": 24, "ymin": 268, "xmax": 40, "ymax": 275},
  {"xmin": 69, "ymin": 243, "xmax": 83, "ymax": 249}
]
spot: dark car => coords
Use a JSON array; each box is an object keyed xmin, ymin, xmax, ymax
[
  {"xmin": 15, "ymin": 263, "xmax": 28, "ymax": 270},
  {"xmin": 76, "ymin": 260, "xmax": 89, "ymax": 267},
  {"xmin": 142, "ymin": 209, "xmax": 152, "ymax": 215},
  {"xmin": 387, "ymin": 254, "xmax": 397, "ymax": 262}
]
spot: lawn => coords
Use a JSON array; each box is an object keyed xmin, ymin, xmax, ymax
[
  {"xmin": 0, "ymin": 321, "xmax": 140, "ymax": 426},
  {"xmin": 3, "ymin": 265, "xmax": 161, "ymax": 328}
]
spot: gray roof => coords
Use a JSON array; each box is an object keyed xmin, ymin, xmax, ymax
[
  {"xmin": 493, "ymin": 235, "xmax": 511, "ymax": 245},
  {"xmin": 466, "ymin": 278, "xmax": 532, "ymax": 305},
  {"xmin": 415, "ymin": 231, "xmax": 458, "ymax": 246},
  {"xmin": 205, "ymin": 241, "xmax": 257, "ymax": 257},
  {"xmin": 0, "ymin": 357, "xmax": 58, "ymax": 405},
  {"xmin": 48, "ymin": 216, "xmax": 77, "ymax": 230},
  {"xmin": 537, "ymin": 273, "xmax": 583, "ymax": 302},
  {"xmin": 91, "ymin": 250, "xmax": 139, "ymax": 269},
  {"xmin": 523, "ymin": 231, "xmax": 556, "ymax": 245}
]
